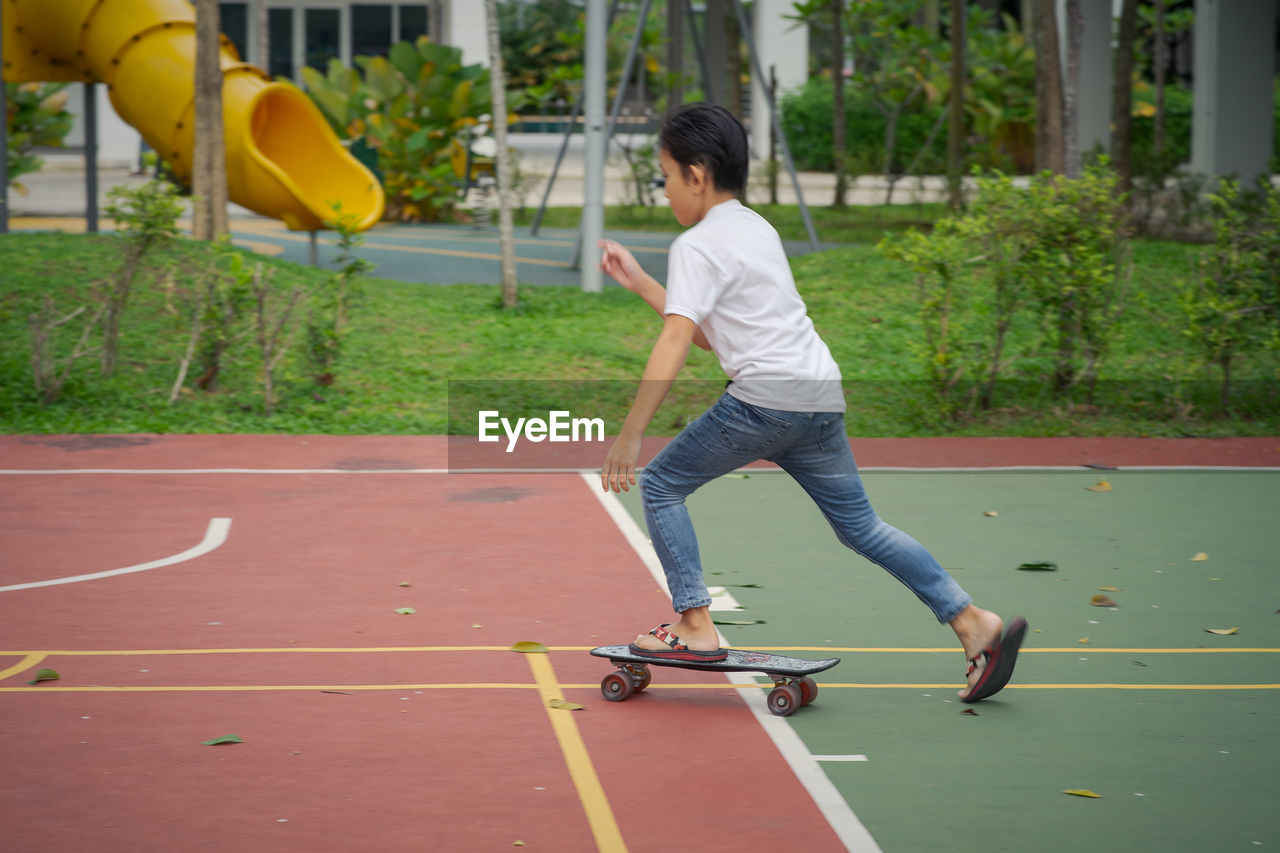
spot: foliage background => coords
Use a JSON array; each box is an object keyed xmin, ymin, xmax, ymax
[{"xmin": 1, "ymin": 230, "xmax": 1275, "ymax": 437}]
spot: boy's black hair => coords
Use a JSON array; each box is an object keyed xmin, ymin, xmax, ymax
[{"xmin": 658, "ymin": 102, "xmax": 749, "ymax": 194}]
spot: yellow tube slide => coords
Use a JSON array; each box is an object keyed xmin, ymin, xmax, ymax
[{"xmin": 3, "ymin": 0, "xmax": 384, "ymax": 231}]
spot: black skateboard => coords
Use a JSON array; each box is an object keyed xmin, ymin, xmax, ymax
[{"xmin": 589, "ymin": 645, "xmax": 841, "ymax": 717}]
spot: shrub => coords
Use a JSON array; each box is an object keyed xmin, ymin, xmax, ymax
[
  {"xmin": 303, "ymin": 38, "xmax": 493, "ymax": 222},
  {"xmin": 5, "ymin": 82, "xmax": 73, "ymax": 192},
  {"xmin": 880, "ymin": 165, "xmax": 1133, "ymax": 416},
  {"xmin": 1177, "ymin": 180, "xmax": 1280, "ymax": 410}
]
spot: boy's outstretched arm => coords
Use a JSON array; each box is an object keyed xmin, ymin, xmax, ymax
[
  {"xmin": 602, "ymin": 313, "xmax": 697, "ymax": 493},
  {"xmin": 598, "ymin": 239, "xmax": 710, "ymax": 351}
]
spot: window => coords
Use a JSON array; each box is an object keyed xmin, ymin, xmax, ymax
[
  {"xmin": 400, "ymin": 4, "xmax": 429, "ymax": 43},
  {"xmin": 219, "ymin": 3, "xmax": 248, "ymax": 59},
  {"xmin": 268, "ymin": 8, "xmax": 293, "ymax": 79},
  {"xmin": 305, "ymin": 7, "xmax": 341, "ymax": 71},
  {"xmin": 352, "ymin": 5, "xmax": 393, "ymax": 58}
]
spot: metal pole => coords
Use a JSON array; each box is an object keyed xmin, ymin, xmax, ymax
[
  {"xmin": 84, "ymin": 83, "xmax": 99, "ymax": 234},
  {"xmin": 531, "ymin": 0, "xmax": 621, "ymax": 237},
  {"xmin": 309, "ymin": 231, "xmax": 318, "ymax": 266},
  {"xmin": 570, "ymin": 0, "xmax": 651, "ymax": 267},
  {"xmin": 686, "ymin": 0, "xmax": 716, "ymax": 100},
  {"xmin": 730, "ymin": 0, "xmax": 818, "ymax": 250},
  {"xmin": 529, "ymin": 93, "xmax": 581, "ymax": 236},
  {"xmin": 580, "ymin": 0, "xmax": 606, "ymax": 292}
]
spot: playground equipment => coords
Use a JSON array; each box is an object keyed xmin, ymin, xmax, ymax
[{"xmin": 2, "ymin": 0, "xmax": 384, "ymax": 232}]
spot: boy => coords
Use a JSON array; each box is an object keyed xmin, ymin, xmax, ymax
[{"xmin": 598, "ymin": 103, "xmax": 1025, "ymax": 702}]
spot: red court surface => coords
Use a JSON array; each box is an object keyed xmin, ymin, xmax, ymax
[{"xmin": 1, "ymin": 434, "xmax": 1277, "ymax": 852}]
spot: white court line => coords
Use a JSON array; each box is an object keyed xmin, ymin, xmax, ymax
[
  {"xmin": 0, "ymin": 518, "xmax": 232, "ymax": 593},
  {"xmin": 579, "ymin": 472, "xmax": 882, "ymax": 853},
  {"xmin": 2, "ymin": 465, "xmax": 1276, "ymax": 476}
]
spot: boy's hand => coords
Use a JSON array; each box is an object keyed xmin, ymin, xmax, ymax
[
  {"xmin": 597, "ymin": 239, "xmax": 644, "ymax": 293},
  {"xmin": 601, "ymin": 434, "xmax": 642, "ymax": 493}
]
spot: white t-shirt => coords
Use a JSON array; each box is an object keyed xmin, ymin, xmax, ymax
[{"xmin": 663, "ymin": 199, "xmax": 846, "ymax": 412}]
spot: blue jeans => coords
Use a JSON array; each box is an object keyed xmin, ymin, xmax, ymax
[{"xmin": 640, "ymin": 392, "xmax": 972, "ymax": 622}]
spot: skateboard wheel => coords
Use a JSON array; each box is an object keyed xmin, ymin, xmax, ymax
[
  {"xmin": 798, "ymin": 676, "xmax": 818, "ymax": 707},
  {"xmin": 601, "ymin": 671, "xmax": 635, "ymax": 702},
  {"xmin": 767, "ymin": 683, "xmax": 802, "ymax": 717}
]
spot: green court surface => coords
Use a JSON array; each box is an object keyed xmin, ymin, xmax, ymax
[{"xmin": 616, "ymin": 469, "xmax": 1280, "ymax": 852}]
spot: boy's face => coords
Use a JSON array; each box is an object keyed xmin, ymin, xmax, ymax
[{"xmin": 659, "ymin": 148, "xmax": 705, "ymax": 228}]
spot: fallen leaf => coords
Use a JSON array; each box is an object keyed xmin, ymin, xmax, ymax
[
  {"xmin": 1133, "ymin": 660, "xmax": 1147, "ymax": 667},
  {"xmin": 1078, "ymin": 637, "xmax": 1091, "ymax": 645},
  {"xmin": 983, "ymin": 510, "xmax": 999, "ymax": 517},
  {"xmin": 1098, "ymin": 585, "xmax": 1122, "ymax": 592},
  {"xmin": 201, "ymin": 734, "xmax": 243, "ymax": 746},
  {"xmin": 393, "ymin": 607, "xmax": 416, "ymax": 615},
  {"xmin": 1086, "ymin": 480, "xmax": 1112, "ymax": 492},
  {"xmin": 510, "ymin": 641, "xmax": 547, "ymax": 654},
  {"xmin": 547, "ymin": 698, "xmax": 584, "ymax": 711},
  {"xmin": 1063, "ymin": 789, "xmax": 1102, "ymax": 798},
  {"xmin": 1091, "ymin": 594, "xmax": 1118, "ymax": 607},
  {"xmin": 27, "ymin": 668, "xmax": 59, "ymax": 685},
  {"xmin": 1205, "ymin": 627, "xmax": 1239, "ymax": 636},
  {"xmin": 1017, "ymin": 561, "xmax": 1059, "ymax": 571},
  {"xmin": 1190, "ymin": 552, "xmax": 1209, "ymax": 562},
  {"xmin": 960, "ymin": 708, "xmax": 979, "ymax": 716},
  {"xmin": 472, "ymin": 623, "xmax": 483, "ymax": 629},
  {"xmin": 398, "ymin": 581, "xmax": 412, "ymax": 587}
]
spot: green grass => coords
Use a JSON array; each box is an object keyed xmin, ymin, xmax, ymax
[{"xmin": 0, "ymin": 230, "xmax": 1275, "ymax": 436}]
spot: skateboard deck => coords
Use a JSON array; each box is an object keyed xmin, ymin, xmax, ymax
[{"xmin": 589, "ymin": 645, "xmax": 840, "ymax": 716}]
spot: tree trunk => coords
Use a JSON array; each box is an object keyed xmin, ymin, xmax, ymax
[
  {"xmin": 253, "ymin": 0, "xmax": 269, "ymax": 71},
  {"xmin": 1110, "ymin": 0, "xmax": 1139, "ymax": 197},
  {"xmin": 484, "ymin": 0, "xmax": 518, "ymax": 308},
  {"xmin": 947, "ymin": 0, "xmax": 965, "ymax": 209},
  {"xmin": 1153, "ymin": 0, "xmax": 1167, "ymax": 155},
  {"xmin": 192, "ymin": 0, "xmax": 228, "ymax": 240},
  {"xmin": 1031, "ymin": 0, "xmax": 1064, "ymax": 174},
  {"xmin": 1061, "ymin": 0, "xmax": 1082, "ymax": 178},
  {"xmin": 667, "ymin": 0, "xmax": 685, "ymax": 107},
  {"xmin": 725, "ymin": 2, "xmax": 742, "ymax": 118},
  {"xmin": 831, "ymin": 0, "xmax": 847, "ymax": 209}
]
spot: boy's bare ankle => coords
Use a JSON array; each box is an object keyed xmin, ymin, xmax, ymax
[{"xmin": 633, "ymin": 608, "xmax": 721, "ymax": 652}]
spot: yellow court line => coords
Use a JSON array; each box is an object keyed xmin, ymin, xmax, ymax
[
  {"xmin": 3, "ymin": 681, "xmax": 1276, "ymax": 694},
  {"xmin": 6, "ymin": 646, "xmax": 1277, "ymax": 657},
  {"xmin": 756, "ymin": 647, "xmax": 1280, "ymax": 654},
  {"xmin": 0, "ymin": 683, "xmax": 538, "ymax": 693},
  {"xmin": 0, "ymin": 652, "xmax": 47, "ymax": 682},
  {"xmin": 0, "ymin": 646, "xmax": 520, "ymax": 655},
  {"xmin": 526, "ymin": 654, "xmax": 628, "ymax": 853},
  {"xmin": 229, "ymin": 226, "xmax": 570, "ymax": 268}
]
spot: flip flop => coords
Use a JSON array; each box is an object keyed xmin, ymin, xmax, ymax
[
  {"xmin": 627, "ymin": 623, "xmax": 728, "ymax": 663},
  {"xmin": 960, "ymin": 616, "xmax": 1028, "ymax": 704}
]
